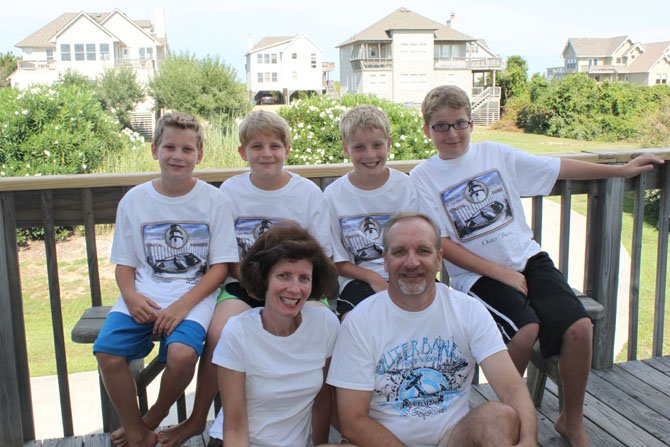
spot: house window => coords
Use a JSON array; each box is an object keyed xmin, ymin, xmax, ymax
[
  {"xmin": 74, "ymin": 44, "xmax": 85, "ymax": 61},
  {"xmin": 86, "ymin": 44, "xmax": 96, "ymax": 61},
  {"xmin": 657, "ymin": 74, "xmax": 668, "ymax": 85},
  {"xmin": 292, "ymin": 53, "xmax": 297, "ymax": 59},
  {"xmin": 311, "ymin": 53, "xmax": 316, "ymax": 68},
  {"xmin": 566, "ymin": 58, "xmax": 576, "ymax": 70},
  {"xmin": 61, "ymin": 44, "xmax": 71, "ymax": 61},
  {"xmin": 100, "ymin": 44, "xmax": 110, "ymax": 61},
  {"xmin": 589, "ymin": 58, "xmax": 599, "ymax": 66},
  {"xmin": 368, "ymin": 46, "xmax": 378, "ymax": 58},
  {"xmin": 272, "ymin": 72, "xmax": 277, "ymax": 82},
  {"xmin": 264, "ymin": 54, "xmax": 270, "ymax": 64},
  {"xmin": 46, "ymin": 49, "xmax": 54, "ymax": 61},
  {"xmin": 271, "ymin": 54, "xmax": 277, "ymax": 64},
  {"xmin": 257, "ymin": 54, "xmax": 263, "ymax": 64},
  {"xmin": 264, "ymin": 72, "xmax": 271, "ymax": 82},
  {"xmin": 25, "ymin": 48, "xmax": 33, "ymax": 55},
  {"xmin": 258, "ymin": 72, "xmax": 263, "ymax": 82},
  {"xmin": 292, "ymin": 71, "xmax": 298, "ymax": 80},
  {"xmin": 616, "ymin": 57, "xmax": 622, "ymax": 64},
  {"xmin": 139, "ymin": 47, "xmax": 153, "ymax": 60}
]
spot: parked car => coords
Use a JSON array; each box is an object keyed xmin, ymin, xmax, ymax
[{"xmin": 260, "ymin": 95, "xmax": 275, "ymax": 105}]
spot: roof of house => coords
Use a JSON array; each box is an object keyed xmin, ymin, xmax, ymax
[
  {"xmin": 250, "ymin": 36, "xmax": 294, "ymax": 52},
  {"xmin": 628, "ymin": 41, "xmax": 670, "ymax": 73},
  {"xmin": 564, "ymin": 36, "xmax": 629, "ymax": 58},
  {"xmin": 15, "ymin": 11, "xmax": 157, "ymax": 48},
  {"xmin": 338, "ymin": 7, "xmax": 475, "ymax": 47}
]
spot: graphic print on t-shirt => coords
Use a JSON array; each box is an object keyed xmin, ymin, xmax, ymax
[
  {"xmin": 339, "ymin": 214, "xmax": 390, "ymax": 264},
  {"xmin": 375, "ymin": 336, "xmax": 469, "ymax": 419},
  {"xmin": 234, "ymin": 217, "xmax": 297, "ymax": 256},
  {"xmin": 441, "ymin": 170, "xmax": 513, "ymax": 242},
  {"xmin": 143, "ymin": 222, "xmax": 210, "ymax": 281}
]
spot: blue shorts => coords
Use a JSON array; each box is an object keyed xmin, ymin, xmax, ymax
[{"xmin": 93, "ymin": 312, "xmax": 207, "ymax": 362}]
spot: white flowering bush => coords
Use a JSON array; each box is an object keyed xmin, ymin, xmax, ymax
[
  {"xmin": 279, "ymin": 94, "xmax": 435, "ymax": 165},
  {"xmin": 0, "ymin": 83, "xmax": 130, "ymax": 176}
]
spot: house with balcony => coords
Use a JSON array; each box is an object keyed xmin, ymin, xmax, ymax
[
  {"xmin": 548, "ymin": 36, "xmax": 670, "ymax": 85},
  {"xmin": 8, "ymin": 9, "xmax": 168, "ymax": 136},
  {"xmin": 246, "ymin": 34, "xmax": 334, "ymax": 104},
  {"xmin": 337, "ymin": 7, "xmax": 504, "ymax": 124}
]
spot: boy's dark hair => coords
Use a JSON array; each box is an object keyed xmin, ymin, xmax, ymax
[
  {"xmin": 240, "ymin": 225, "xmax": 338, "ymax": 301},
  {"xmin": 239, "ymin": 110, "xmax": 291, "ymax": 148},
  {"xmin": 339, "ymin": 105, "xmax": 391, "ymax": 144},
  {"xmin": 153, "ymin": 112, "xmax": 204, "ymax": 150},
  {"xmin": 421, "ymin": 85, "xmax": 472, "ymax": 125}
]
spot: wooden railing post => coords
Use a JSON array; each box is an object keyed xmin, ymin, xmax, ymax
[
  {"xmin": 0, "ymin": 192, "xmax": 33, "ymax": 445},
  {"xmin": 584, "ymin": 178, "xmax": 624, "ymax": 369}
]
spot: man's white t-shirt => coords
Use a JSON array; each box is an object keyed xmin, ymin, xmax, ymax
[
  {"xmin": 410, "ymin": 142, "xmax": 560, "ymax": 292},
  {"xmin": 323, "ymin": 168, "xmax": 418, "ymax": 290},
  {"xmin": 327, "ymin": 283, "xmax": 505, "ymax": 446},
  {"xmin": 211, "ymin": 306, "xmax": 339, "ymax": 447},
  {"xmin": 110, "ymin": 180, "xmax": 238, "ymax": 329}
]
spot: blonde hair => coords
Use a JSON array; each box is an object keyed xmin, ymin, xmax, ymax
[
  {"xmin": 421, "ymin": 85, "xmax": 471, "ymax": 125},
  {"xmin": 239, "ymin": 110, "xmax": 291, "ymax": 148},
  {"xmin": 153, "ymin": 112, "xmax": 204, "ymax": 150},
  {"xmin": 339, "ymin": 105, "xmax": 391, "ymax": 144}
]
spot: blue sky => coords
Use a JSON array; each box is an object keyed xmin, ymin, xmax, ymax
[{"xmin": 1, "ymin": 0, "xmax": 667, "ymax": 80}]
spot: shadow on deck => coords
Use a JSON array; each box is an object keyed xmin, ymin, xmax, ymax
[{"xmin": 24, "ymin": 356, "xmax": 670, "ymax": 447}]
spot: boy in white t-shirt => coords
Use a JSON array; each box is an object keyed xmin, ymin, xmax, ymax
[
  {"xmin": 410, "ymin": 85, "xmax": 663, "ymax": 447},
  {"xmin": 94, "ymin": 112, "xmax": 238, "ymax": 447},
  {"xmin": 324, "ymin": 105, "xmax": 418, "ymax": 316},
  {"xmin": 159, "ymin": 110, "xmax": 333, "ymax": 446}
]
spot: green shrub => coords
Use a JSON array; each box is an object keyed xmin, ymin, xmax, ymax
[
  {"xmin": 0, "ymin": 83, "xmax": 132, "ymax": 176},
  {"xmin": 278, "ymin": 94, "xmax": 435, "ymax": 165}
]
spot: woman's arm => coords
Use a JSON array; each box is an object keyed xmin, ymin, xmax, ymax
[
  {"xmin": 218, "ymin": 366, "xmax": 249, "ymax": 447},
  {"xmin": 312, "ymin": 358, "xmax": 333, "ymax": 445}
]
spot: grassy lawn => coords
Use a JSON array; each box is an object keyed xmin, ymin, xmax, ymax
[{"xmin": 21, "ymin": 128, "xmax": 664, "ymax": 377}]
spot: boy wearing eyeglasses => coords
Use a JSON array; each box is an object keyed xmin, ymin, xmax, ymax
[{"xmin": 410, "ymin": 85, "xmax": 662, "ymax": 447}]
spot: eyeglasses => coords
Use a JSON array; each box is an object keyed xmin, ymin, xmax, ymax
[{"xmin": 430, "ymin": 120, "xmax": 472, "ymax": 132}]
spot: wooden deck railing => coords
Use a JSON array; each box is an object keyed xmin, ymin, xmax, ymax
[{"xmin": 1, "ymin": 149, "xmax": 669, "ymax": 446}]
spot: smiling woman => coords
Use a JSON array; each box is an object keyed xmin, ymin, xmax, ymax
[{"xmin": 210, "ymin": 226, "xmax": 339, "ymax": 447}]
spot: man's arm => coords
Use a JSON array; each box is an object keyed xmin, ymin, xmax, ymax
[
  {"xmin": 116, "ymin": 264, "xmax": 161, "ymax": 323},
  {"xmin": 153, "ymin": 263, "xmax": 229, "ymax": 336},
  {"xmin": 442, "ymin": 238, "xmax": 528, "ymax": 296},
  {"xmin": 337, "ymin": 388, "xmax": 405, "ymax": 447},
  {"xmin": 558, "ymin": 153, "xmax": 663, "ymax": 180},
  {"xmin": 480, "ymin": 351, "xmax": 537, "ymax": 446},
  {"xmin": 336, "ymin": 261, "xmax": 388, "ymax": 293}
]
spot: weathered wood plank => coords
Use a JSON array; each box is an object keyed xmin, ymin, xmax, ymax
[
  {"xmin": 643, "ymin": 357, "xmax": 670, "ymax": 376},
  {"xmin": 558, "ymin": 180, "xmax": 572, "ymax": 278},
  {"xmin": 593, "ymin": 365, "xmax": 670, "ymax": 416},
  {"xmin": 648, "ymin": 355, "xmax": 670, "ymax": 370},
  {"xmin": 41, "ymin": 190, "xmax": 74, "ymax": 437},
  {"xmin": 531, "ymin": 195, "xmax": 543, "ymax": 245},
  {"xmin": 585, "ymin": 371, "xmax": 670, "ymax": 443},
  {"xmin": 628, "ymin": 173, "xmax": 646, "ymax": 360},
  {"xmin": 81, "ymin": 188, "xmax": 102, "ymax": 307},
  {"xmin": 616, "ymin": 361, "xmax": 670, "ymax": 396},
  {"xmin": 653, "ymin": 164, "xmax": 670, "ymax": 357}
]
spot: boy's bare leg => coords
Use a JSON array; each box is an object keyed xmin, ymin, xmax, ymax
[
  {"xmin": 505, "ymin": 323, "xmax": 539, "ymax": 374},
  {"xmin": 555, "ymin": 317, "xmax": 592, "ymax": 447},
  {"xmin": 96, "ymin": 352, "xmax": 157, "ymax": 447},
  {"xmin": 442, "ymin": 401, "xmax": 520, "ymax": 446},
  {"xmin": 158, "ymin": 300, "xmax": 250, "ymax": 447}
]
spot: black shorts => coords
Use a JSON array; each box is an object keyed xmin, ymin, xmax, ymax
[
  {"xmin": 219, "ymin": 282, "xmax": 264, "ymax": 309},
  {"xmin": 469, "ymin": 252, "xmax": 588, "ymax": 358},
  {"xmin": 336, "ymin": 280, "xmax": 376, "ymax": 315}
]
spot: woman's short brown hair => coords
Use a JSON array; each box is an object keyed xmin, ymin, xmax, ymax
[{"xmin": 240, "ymin": 226, "xmax": 338, "ymax": 302}]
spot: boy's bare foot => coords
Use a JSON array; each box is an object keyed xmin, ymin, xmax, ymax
[
  {"xmin": 111, "ymin": 427, "xmax": 128, "ymax": 446},
  {"xmin": 555, "ymin": 412, "xmax": 589, "ymax": 447},
  {"xmin": 157, "ymin": 419, "xmax": 205, "ymax": 447}
]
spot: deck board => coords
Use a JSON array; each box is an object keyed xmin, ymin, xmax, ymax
[{"xmin": 23, "ymin": 356, "xmax": 670, "ymax": 447}]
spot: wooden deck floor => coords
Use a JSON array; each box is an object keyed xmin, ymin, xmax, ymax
[{"xmin": 24, "ymin": 357, "xmax": 670, "ymax": 447}]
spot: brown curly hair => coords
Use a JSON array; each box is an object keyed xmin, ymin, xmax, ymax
[{"xmin": 240, "ymin": 226, "xmax": 338, "ymax": 301}]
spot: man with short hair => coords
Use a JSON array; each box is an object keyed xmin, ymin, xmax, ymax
[{"xmin": 327, "ymin": 213, "xmax": 536, "ymax": 446}]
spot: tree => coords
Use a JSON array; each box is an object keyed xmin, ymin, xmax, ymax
[
  {"xmin": 0, "ymin": 52, "xmax": 19, "ymax": 88},
  {"xmin": 96, "ymin": 66, "xmax": 144, "ymax": 128},
  {"xmin": 150, "ymin": 53, "xmax": 249, "ymax": 119},
  {"xmin": 498, "ymin": 55, "xmax": 528, "ymax": 106}
]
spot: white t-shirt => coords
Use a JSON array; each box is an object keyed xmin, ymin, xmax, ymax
[
  {"xmin": 323, "ymin": 168, "xmax": 418, "ymax": 290},
  {"xmin": 210, "ymin": 306, "xmax": 339, "ymax": 447},
  {"xmin": 110, "ymin": 180, "xmax": 239, "ymax": 329},
  {"xmin": 219, "ymin": 171, "xmax": 332, "ymax": 285},
  {"xmin": 410, "ymin": 142, "xmax": 560, "ymax": 292},
  {"xmin": 327, "ymin": 283, "xmax": 505, "ymax": 447}
]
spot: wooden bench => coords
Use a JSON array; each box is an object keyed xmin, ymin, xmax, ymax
[
  {"xmin": 526, "ymin": 291, "xmax": 605, "ymax": 410},
  {"xmin": 71, "ymin": 306, "xmax": 187, "ymax": 432}
]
